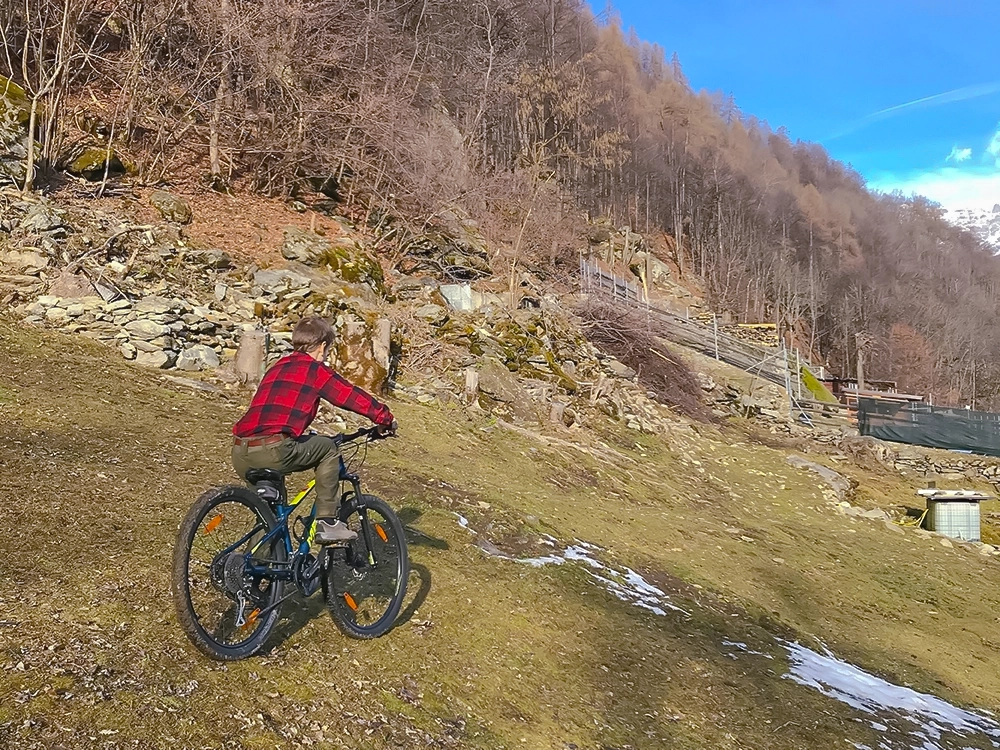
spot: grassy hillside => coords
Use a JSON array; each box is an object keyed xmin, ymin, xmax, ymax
[{"xmin": 3, "ymin": 321, "xmax": 1000, "ymax": 749}]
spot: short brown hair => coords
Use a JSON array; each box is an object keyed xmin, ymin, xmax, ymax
[{"xmin": 292, "ymin": 316, "xmax": 335, "ymax": 352}]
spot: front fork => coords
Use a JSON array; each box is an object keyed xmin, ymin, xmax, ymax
[
  {"xmin": 293, "ymin": 473, "xmax": 371, "ymax": 595},
  {"xmin": 340, "ymin": 473, "xmax": 378, "ymax": 567}
]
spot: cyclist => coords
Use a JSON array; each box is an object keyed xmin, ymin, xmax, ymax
[{"xmin": 231, "ymin": 316, "xmax": 395, "ymax": 543}]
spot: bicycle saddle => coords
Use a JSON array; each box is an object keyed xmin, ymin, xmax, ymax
[{"xmin": 245, "ymin": 468, "xmax": 285, "ymax": 485}]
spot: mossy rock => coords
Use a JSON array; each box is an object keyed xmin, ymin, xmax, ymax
[
  {"xmin": 0, "ymin": 75, "xmax": 31, "ymax": 183},
  {"xmin": 0, "ymin": 75, "xmax": 29, "ymax": 125},
  {"xmin": 64, "ymin": 146, "xmax": 127, "ymax": 181},
  {"xmin": 333, "ymin": 315, "xmax": 388, "ymax": 392},
  {"xmin": 150, "ymin": 190, "xmax": 193, "ymax": 224},
  {"xmin": 317, "ymin": 240, "xmax": 385, "ymax": 294},
  {"xmin": 282, "ymin": 227, "xmax": 385, "ymax": 295}
]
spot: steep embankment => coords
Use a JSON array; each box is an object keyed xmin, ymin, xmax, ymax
[{"xmin": 4, "ymin": 322, "xmax": 1000, "ymax": 749}]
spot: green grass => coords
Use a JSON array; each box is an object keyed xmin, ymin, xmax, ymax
[{"xmin": 3, "ymin": 320, "xmax": 1000, "ymax": 749}]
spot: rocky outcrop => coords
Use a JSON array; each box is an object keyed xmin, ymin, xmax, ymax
[
  {"xmin": 0, "ymin": 75, "xmax": 31, "ymax": 185},
  {"xmin": 392, "ymin": 208, "xmax": 493, "ymax": 281},
  {"xmin": 281, "ymin": 226, "xmax": 385, "ymax": 294},
  {"xmin": 2, "ymin": 193, "xmax": 718, "ymax": 434},
  {"xmin": 61, "ymin": 145, "xmax": 128, "ymax": 181}
]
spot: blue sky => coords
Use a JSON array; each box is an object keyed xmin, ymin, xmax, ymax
[{"xmin": 608, "ymin": 0, "xmax": 1000, "ymax": 211}]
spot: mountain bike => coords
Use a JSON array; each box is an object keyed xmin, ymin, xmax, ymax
[{"xmin": 171, "ymin": 426, "xmax": 408, "ymax": 661}]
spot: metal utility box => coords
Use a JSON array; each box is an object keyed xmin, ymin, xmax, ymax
[{"xmin": 917, "ymin": 489, "xmax": 991, "ymax": 542}]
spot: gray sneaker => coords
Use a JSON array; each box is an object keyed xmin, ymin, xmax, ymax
[{"xmin": 314, "ymin": 519, "xmax": 358, "ymax": 544}]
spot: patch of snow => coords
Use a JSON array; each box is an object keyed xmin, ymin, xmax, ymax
[
  {"xmin": 475, "ymin": 522, "xmax": 1000, "ymax": 749},
  {"xmin": 501, "ymin": 538, "xmax": 690, "ymax": 616},
  {"xmin": 722, "ymin": 640, "xmax": 773, "ymax": 659},
  {"xmin": 782, "ymin": 641, "xmax": 1000, "ymax": 749},
  {"xmin": 945, "ymin": 204, "xmax": 1000, "ymax": 251},
  {"xmin": 518, "ymin": 554, "xmax": 566, "ymax": 567}
]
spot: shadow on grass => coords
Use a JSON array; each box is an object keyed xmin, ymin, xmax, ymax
[
  {"xmin": 539, "ymin": 560, "xmax": 882, "ymax": 750},
  {"xmin": 399, "ymin": 505, "xmax": 451, "ymax": 550},
  {"xmin": 261, "ymin": 513, "xmax": 438, "ymax": 652},
  {"xmin": 395, "ymin": 562, "xmax": 431, "ymax": 627},
  {"xmin": 261, "ymin": 561, "xmax": 433, "ymax": 651},
  {"xmin": 263, "ymin": 594, "xmax": 327, "ymax": 653}
]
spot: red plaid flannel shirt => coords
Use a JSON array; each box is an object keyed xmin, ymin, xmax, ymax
[{"xmin": 233, "ymin": 351, "xmax": 393, "ymax": 438}]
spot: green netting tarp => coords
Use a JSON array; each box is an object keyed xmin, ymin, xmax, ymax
[{"xmin": 857, "ymin": 397, "xmax": 1000, "ymax": 457}]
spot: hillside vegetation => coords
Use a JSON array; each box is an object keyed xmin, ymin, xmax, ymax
[
  {"xmin": 4, "ymin": 0, "xmax": 1000, "ymax": 406},
  {"xmin": 5, "ymin": 322, "xmax": 1000, "ymax": 749},
  {"xmin": 8, "ymin": 6, "xmax": 1000, "ymax": 747}
]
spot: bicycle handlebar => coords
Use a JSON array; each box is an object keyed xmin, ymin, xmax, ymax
[{"xmin": 333, "ymin": 423, "xmax": 395, "ymax": 446}]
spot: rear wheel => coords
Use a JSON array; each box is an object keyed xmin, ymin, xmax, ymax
[
  {"xmin": 172, "ymin": 486, "xmax": 287, "ymax": 660},
  {"xmin": 324, "ymin": 494, "xmax": 409, "ymax": 639}
]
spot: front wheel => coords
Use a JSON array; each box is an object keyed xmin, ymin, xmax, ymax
[
  {"xmin": 172, "ymin": 486, "xmax": 287, "ymax": 660},
  {"xmin": 324, "ymin": 494, "xmax": 409, "ymax": 639}
]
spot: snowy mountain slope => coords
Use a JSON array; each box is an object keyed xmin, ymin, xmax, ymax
[{"xmin": 946, "ymin": 204, "xmax": 1000, "ymax": 250}]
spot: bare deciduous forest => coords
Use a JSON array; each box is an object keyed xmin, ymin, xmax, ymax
[{"xmin": 4, "ymin": 0, "xmax": 1000, "ymax": 406}]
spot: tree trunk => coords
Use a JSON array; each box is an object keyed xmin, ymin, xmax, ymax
[{"xmin": 22, "ymin": 97, "xmax": 40, "ymax": 194}]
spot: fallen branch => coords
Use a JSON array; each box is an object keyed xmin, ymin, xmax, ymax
[{"xmin": 67, "ymin": 225, "xmax": 154, "ymax": 273}]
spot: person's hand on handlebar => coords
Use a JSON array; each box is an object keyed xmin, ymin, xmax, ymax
[{"xmin": 375, "ymin": 420, "xmax": 397, "ymax": 438}]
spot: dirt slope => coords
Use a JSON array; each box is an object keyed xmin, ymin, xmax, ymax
[{"xmin": 3, "ymin": 321, "xmax": 1000, "ymax": 750}]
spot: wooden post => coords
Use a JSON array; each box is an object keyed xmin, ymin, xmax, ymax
[
  {"xmin": 464, "ymin": 368, "xmax": 479, "ymax": 405},
  {"xmin": 783, "ymin": 345, "xmax": 794, "ymax": 417},
  {"xmin": 234, "ymin": 328, "xmax": 268, "ymax": 385},
  {"xmin": 795, "ymin": 349, "xmax": 802, "ymax": 400},
  {"xmin": 856, "ymin": 347, "xmax": 866, "ymax": 393}
]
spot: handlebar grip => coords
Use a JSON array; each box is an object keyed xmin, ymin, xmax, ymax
[{"xmin": 334, "ymin": 425, "xmax": 385, "ymax": 446}]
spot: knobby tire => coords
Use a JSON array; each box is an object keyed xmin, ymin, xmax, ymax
[
  {"xmin": 172, "ymin": 486, "xmax": 286, "ymax": 661},
  {"xmin": 325, "ymin": 494, "xmax": 409, "ymax": 639}
]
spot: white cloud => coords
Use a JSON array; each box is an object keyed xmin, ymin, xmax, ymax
[
  {"xmin": 869, "ymin": 167, "xmax": 1000, "ymax": 212},
  {"xmin": 827, "ymin": 82, "xmax": 1000, "ymax": 141},
  {"xmin": 986, "ymin": 124, "xmax": 1000, "ymax": 166},
  {"xmin": 947, "ymin": 146, "xmax": 972, "ymax": 162}
]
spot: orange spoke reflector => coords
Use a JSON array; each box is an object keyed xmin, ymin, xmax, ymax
[
  {"xmin": 204, "ymin": 515, "xmax": 224, "ymax": 534},
  {"xmin": 375, "ymin": 523, "xmax": 388, "ymax": 542},
  {"xmin": 241, "ymin": 609, "xmax": 261, "ymax": 630},
  {"xmin": 343, "ymin": 592, "xmax": 358, "ymax": 611}
]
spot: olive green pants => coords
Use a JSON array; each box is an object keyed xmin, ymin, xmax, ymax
[{"xmin": 232, "ymin": 435, "xmax": 342, "ymax": 519}]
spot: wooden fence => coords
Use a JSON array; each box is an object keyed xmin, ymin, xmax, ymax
[{"xmin": 579, "ymin": 258, "xmax": 853, "ymax": 427}]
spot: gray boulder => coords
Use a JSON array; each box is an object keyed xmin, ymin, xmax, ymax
[
  {"xmin": 125, "ymin": 319, "xmax": 171, "ymax": 340},
  {"xmin": 281, "ymin": 226, "xmax": 331, "ymax": 264},
  {"xmin": 478, "ymin": 358, "xmax": 524, "ymax": 403},
  {"xmin": 150, "ymin": 191, "xmax": 192, "ymax": 224},
  {"xmin": 605, "ymin": 358, "xmax": 636, "ymax": 380},
  {"xmin": 176, "ymin": 345, "xmax": 220, "ymax": 372},
  {"xmin": 414, "ymin": 303, "xmax": 447, "ymax": 323},
  {"xmin": 20, "ymin": 205, "xmax": 66, "ymax": 234},
  {"xmin": 135, "ymin": 350, "xmax": 177, "ymax": 369},
  {"xmin": 254, "ymin": 268, "xmax": 311, "ymax": 294},
  {"xmin": 134, "ymin": 295, "xmax": 174, "ymax": 315}
]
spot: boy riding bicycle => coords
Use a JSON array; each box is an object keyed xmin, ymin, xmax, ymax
[{"xmin": 231, "ymin": 316, "xmax": 395, "ymax": 543}]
